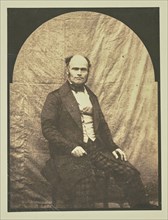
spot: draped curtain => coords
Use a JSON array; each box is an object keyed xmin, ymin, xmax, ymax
[{"xmin": 10, "ymin": 12, "xmax": 158, "ymax": 209}]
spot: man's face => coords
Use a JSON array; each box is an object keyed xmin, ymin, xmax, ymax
[{"xmin": 67, "ymin": 55, "xmax": 89, "ymax": 86}]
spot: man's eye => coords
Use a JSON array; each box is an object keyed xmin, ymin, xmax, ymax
[
  {"xmin": 72, "ymin": 67, "xmax": 87, "ymax": 71},
  {"xmin": 72, "ymin": 68, "xmax": 79, "ymax": 71},
  {"xmin": 81, "ymin": 68, "xmax": 87, "ymax": 71}
]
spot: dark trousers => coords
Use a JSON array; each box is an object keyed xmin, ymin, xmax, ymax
[{"xmin": 71, "ymin": 139, "xmax": 149, "ymax": 209}]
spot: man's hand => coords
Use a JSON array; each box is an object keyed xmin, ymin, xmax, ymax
[
  {"xmin": 112, "ymin": 148, "xmax": 127, "ymax": 161},
  {"xmin": 71, "ymin": 146, "xmax": 87, "ymax": 157}
]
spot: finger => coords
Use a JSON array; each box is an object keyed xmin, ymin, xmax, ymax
[
  {"xmin": 123, "ymin": 153, "xmax": 127, "ymax": 161},
  {"xmin": 82, "ymin": 151, "xmax": 87, "ymax": 155},
  {"xmin": 79, "ymin": 148, "xmax": 87, "ymax": 157},
  {"xmin": 73, "ymin": 149, "xmax": 81, "ymax": 157},
  {"xmin": 79, "ymin": 147, "xmax": 86, "ymax": 153},
  {"xmin": 71, "ymin": 148, "xmax": 78, "ymax": 154},
  {"xmin": 77, "ymin": 149, "xmax": 83, "ymax": 157},
  {"xmin": 74, "ymin": 151, "xmax": 80, "ymax": 157},
  {"xmin": 82, "ymin": 148, "xmax": 87, "ymax": 154},
  {"xmin": 72, "ymin": 148, "xmax": 83, "ymax": 157},
  {"xmin": 116, "ymin": 149, "xmax": 125, "ymax": 161},
  {"xmin": 112, "ymin": 151, "xmax": 119, "ymax": 159},
  {"xmin": 78, "ymin": 147, "xmax": 87, "ymax": 156},
  {"xmin": 72, "ymin": 151, "xmax": 79, "ymax": 157},
  {"xmin": 71, "ymin": 150, "xmax": 76, "ymax": 156},
  {"xmin": 120, "ymin": 153, "xmax": 124, "ymax": 161}
]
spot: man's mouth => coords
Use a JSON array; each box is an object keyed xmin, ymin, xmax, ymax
[{"xmin": 75, "ymin": 77, "xmax": 84, "ymax": 80}]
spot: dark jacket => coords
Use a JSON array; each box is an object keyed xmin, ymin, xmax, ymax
[{"xmin": 41, "ymin": 81, "xmax": 119, "ymax": 190}]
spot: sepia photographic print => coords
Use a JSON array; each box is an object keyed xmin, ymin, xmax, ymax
[{"xmin": 1, "ymin": 1, "xmax": 168, "ymax": 220}]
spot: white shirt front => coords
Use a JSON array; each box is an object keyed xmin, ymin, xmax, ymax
[{"xmin": 72, "ymin": 88, "xmax": 96, "ymax": 143}]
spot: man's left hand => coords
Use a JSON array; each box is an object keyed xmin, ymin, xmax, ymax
[{"xmin": 112, "ymin": 148, "xmax": 127, "ymax": 161}]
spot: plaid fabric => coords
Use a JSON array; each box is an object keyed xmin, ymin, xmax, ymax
[
  {"xmin": 89, "ymin": 150, "xmax": 139, "ymax": 181},
  {"xmin": 56, "ymin": 139, "xmax": 149, "ymax": 209},
  {"xmin": 88, "ymin": 149, "xmax": 149, "ymax": 207},
  {"xmin": 69, "ymin": 139, "xmax": 149, "ymax": 208},
  {"xmin": 70, "ymin": 176, "xmax": 96, "ymax": 209}
]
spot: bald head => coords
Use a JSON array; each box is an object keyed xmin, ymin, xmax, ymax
[
  {"xmin": 65, "ymin": 55, "xmax": 91, "ymax": 69},
  {"xmin": 65, "ymin": 54, "xmax": 91, "ymax": 86}
]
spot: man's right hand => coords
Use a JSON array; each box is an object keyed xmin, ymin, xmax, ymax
[{"xmin": 71, "ymin": 146, "xmax": 87, "ymax": 157}]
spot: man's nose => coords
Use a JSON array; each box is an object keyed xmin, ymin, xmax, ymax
[{"xmin": 77, "ymin": 69, "xmax": 82, "ymax": 75}]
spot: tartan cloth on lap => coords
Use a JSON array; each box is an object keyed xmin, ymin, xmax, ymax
[
  {"xmin": 68, "ymin": 140, "xmax": 149, "ymax": 209},
  {"xmin": 42, "ymin": 139, "xmax": 149, "ymax": 209}
]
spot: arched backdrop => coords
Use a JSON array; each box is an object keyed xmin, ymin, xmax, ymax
[{"xmin": 10, "ymin": 11, "xmax": 158, "ymax": 209}]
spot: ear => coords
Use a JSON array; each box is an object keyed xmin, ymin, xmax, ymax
[{"xmin": 65, "ymin": 66, "xmax": 69, "ymax": 75}]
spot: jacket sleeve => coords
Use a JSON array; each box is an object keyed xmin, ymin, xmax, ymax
[
  {"xmin": 97, "ymin": 98, "xmax": 119, "ymax": 152},
  {"xmin": 41, "ymin": 92, "xmax": 76, "ymax": 154}
]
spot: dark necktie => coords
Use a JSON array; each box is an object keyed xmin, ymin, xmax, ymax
[{"xmin": 70, "ymin": 83, "xmax": 85, "ymax": 93}]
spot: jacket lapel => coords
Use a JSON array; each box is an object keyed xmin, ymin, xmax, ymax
[
  {"xmin": 85, "ymin": 86, "xmax": 100, "ymax": 132},
  {"xmin": 59, "ymin": 82, "xmax": 83, "ymax": 130}
]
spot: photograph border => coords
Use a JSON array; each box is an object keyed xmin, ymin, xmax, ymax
[{"xmin": 1, "ymin": 1, "xmax": 167, "ymax": 220}]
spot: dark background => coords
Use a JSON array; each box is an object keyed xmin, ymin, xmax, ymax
[{"xmin": 8, "ymin": 8, "xmax": 160, "ymax": 83}]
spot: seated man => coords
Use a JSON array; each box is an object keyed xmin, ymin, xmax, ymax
[{"xmin": 41, "ymin": 54, "xmax": 157, "ymax": 209}]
